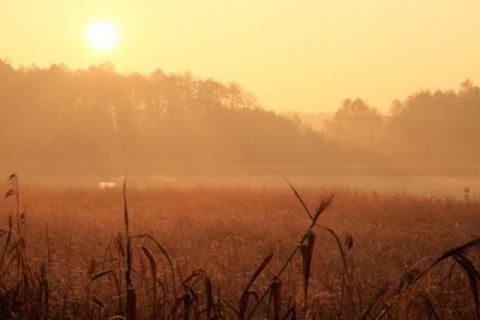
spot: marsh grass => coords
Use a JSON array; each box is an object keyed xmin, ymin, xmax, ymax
[{"xmin": 0, "ymin": 175, "xmax": 479, "ymax": 319}]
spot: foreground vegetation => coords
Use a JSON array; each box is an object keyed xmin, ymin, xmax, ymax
[{"xmin": 1, "ymin": 175, "xmax": 479, "ymax": 319}]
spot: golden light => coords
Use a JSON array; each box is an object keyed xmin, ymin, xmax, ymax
[{"xmin": 86, "ymin": 21, "xmax": 117, "ymax": 50}]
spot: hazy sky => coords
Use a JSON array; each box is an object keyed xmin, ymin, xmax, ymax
[{"xmin": 2, "ymin": 1, "xmax": 480, "ymax": 113}]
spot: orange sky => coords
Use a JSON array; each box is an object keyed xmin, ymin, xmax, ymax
[{"xmin": 1, "ymin": 1, "xmax": 480, "ymax": 113}]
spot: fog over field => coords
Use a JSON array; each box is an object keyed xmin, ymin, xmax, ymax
[{"xmin": 0, "ymin": 60, "xmax": 479, "ymax": 198}]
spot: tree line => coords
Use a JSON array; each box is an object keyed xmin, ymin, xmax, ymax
[
  {"xmin": 0, "ymin": 59, "xmax": 478, "ymax": 176},
  {"xmin": 323, "ymin": 81, "xmax": 480, "ymax": 165},
  {"xmin": 0, "ymin": 61, "xmax": 336, "ymax": 175}
]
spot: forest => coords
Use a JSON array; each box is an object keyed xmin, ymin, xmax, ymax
[{"xmin": 0, "ymin": 59, "xmax": 479, "ymax": 178}]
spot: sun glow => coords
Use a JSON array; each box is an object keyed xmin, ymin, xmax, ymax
[{"xmin": 86, "ymin": 21, "xmax": 117, "ymax": 50}]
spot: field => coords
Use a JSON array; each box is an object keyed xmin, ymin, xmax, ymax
[{"xmin": 1, "ymin": 176, "xmax": 479, "ymax": 319}]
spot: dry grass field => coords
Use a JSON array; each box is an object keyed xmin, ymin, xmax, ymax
[{"xmin": 1, "ymin": 175, "xmax": 479, "ymax": 319}]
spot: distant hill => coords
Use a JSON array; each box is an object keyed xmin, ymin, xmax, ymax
[{"xmin": 280, "ymin": 111, "xmax": 333, "ymax": 132}]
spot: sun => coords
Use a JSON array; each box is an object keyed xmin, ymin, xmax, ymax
[{"xmin": 86, "ymin": 21, "xmax": 117, "ymax": 50}]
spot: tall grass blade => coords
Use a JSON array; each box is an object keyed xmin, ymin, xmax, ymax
[
  {"xmin": 203, "ymin": 275, "xmax": 214, "ymax": 319},
  {"xmin": 45, "ymin": 224, "xmax": 51, "ymax": 275},
  {"xmin": 39, "ymin": 262, "xmax": 49, "ymax": 317},
  {"xmin": 89, "ymin": 295, "xmax": 107, "ymax": 309},
  {"xmin": 131, "ymin": 233, "xmax": 177, "ymax": 298},
  {"xmin": 115, "ymin": 234, "xmax": 125, "ymax": 258},
  {"xmin": 122, "ymin": 177, "xmax": 136, "ymax": 320},
  {"xmin": 0, "ymin": 216, "xmax": 12, "ymax": 271},
  {"xmin": 216, "ymin": 282, "xmax": 223, "ymax": 319},
  {"xmin": 298, "ymin": 229, "xmax": 315, "ymax": 311},
  {"xmin": 357, "ymin": 283, "xmax": 388, "ymax": 320},
  {"xmin": 428, "ymin": 237, "xmax": 480, "ymax": 319},
  {"xmin": 126, "ymin": 288, "xmax": 137, "ymax": 320},
  {"xmin": 89, "ymin": 269, "xmax": 114, "ymax": 282},
  {"xmin": 317, "ymin": 226, "xmax": 349, "ymax": 279},
  {"xmin": 431, "ymin": 237, "xmax": 480, "ymax": 267},
  {"xmin": 239, "ymin": 253, "xmax": 274, "ymax": 320},
  {"xmin": 282, "ymin": 306, "xmax": 296, "ymax": 320},
  {"xmin": 310, "ymin": 195, "xmax": 334, "ymax": 228},
  {"xmin": 140, "ymin": 246, "xmax": 157, "ymax": 319},
  {"xmin": 281, "ymin": 175, "xmax": 313, "ymax": 220},
  {"xmin": 394, "ymin": 268, "xmax": 423, "ymax": 293},
  {"xmin": 318, "ymin": 226, "xmax": 357, "ymax": 315},
  {"xmin": 270, "ymin": 277, "xmax": 282, "ymax": 320},
  {"xmin": 344, "ymin": 233, "xmax": 354, "ymax": 251},
  {"xmin": 423, "ymin": 296, "xmax": 441, "ymax": 320},
  {"xmin": 452, "ymin": 253, "xmax": 480, "ymax": 319},
  {"xmin": 4, "ymin": 189, "xmax": 15, "ymax": 199},
  {"xmin": 242, "ymin": 253, "xmax": 274, "ymax": 295}
]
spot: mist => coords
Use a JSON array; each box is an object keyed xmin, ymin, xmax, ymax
[{"xmin": 1, "ymin": 60, "xmax": 479, "ymax": 195}]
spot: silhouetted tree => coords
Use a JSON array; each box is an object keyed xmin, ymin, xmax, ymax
[
  {"xmin": 0, "ymin": 60, "xmax": 339, "ymax": 175},
  {"xmin": 386, "ymin": 81, "xmax": 480, "ymax": 162},
  {"xmin": 324, "ymin": 98, "xmax": 384, "ymax": 146}
]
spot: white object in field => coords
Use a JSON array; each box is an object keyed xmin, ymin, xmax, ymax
[{"xmin": 98, "ymin": 181, "xmax": 116, "ymax": 189}]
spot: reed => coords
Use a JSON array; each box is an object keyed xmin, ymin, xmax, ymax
[{"xmin": 0, "ymin": 174, "xmax": 479, "ymax": 319}]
